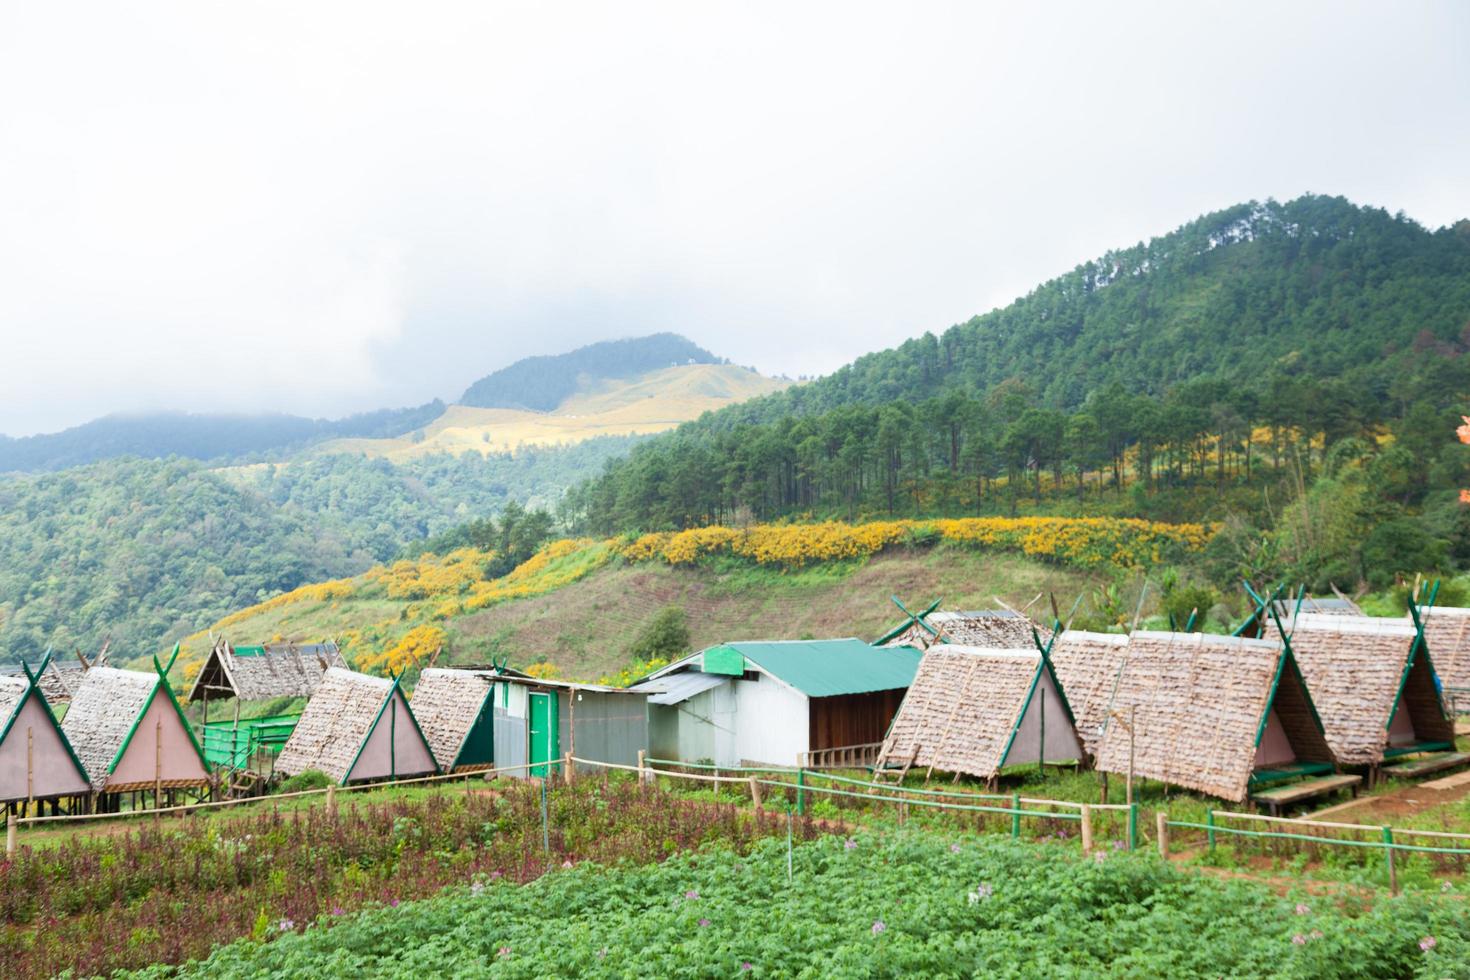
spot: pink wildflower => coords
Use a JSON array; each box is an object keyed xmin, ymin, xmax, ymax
[
  {"xmin": 1420, "ymin": 936, "xmax": 1437, "ymax": 952},
  {"xmin": 871, "ymin": 920, "xmax": 887, "ymax": 935}
]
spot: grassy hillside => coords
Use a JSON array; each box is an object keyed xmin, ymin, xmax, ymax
[
  {"xmin": 458, "ymin": 332, "xmax": 721, "ymax": 410},
  {"xmin": 312, "ymin": 364, "xmax": 787, "ymax": 460},
  {"xmin": 158, "ymin": 515, "xmax": 1213, "ymax": 685}
]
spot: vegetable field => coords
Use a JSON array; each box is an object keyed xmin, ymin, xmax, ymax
[
  {"xmin": 128, "ymin": 831, "xmax": 1467, "ymax": 979},
  {"xmin": 0, "ymin": 781, "xmax": 823, "ymax": 978}
]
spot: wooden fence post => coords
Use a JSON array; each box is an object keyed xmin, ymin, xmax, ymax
[
  {"xmin": 1080, "ymin": 804, "xmax": 1093, "ymax": 854},
  {"xmin": 637, "ymin": 750, "xmax": 648, "ymax": 786},
  {"xmin": 5, "ymin": 812, "xmax": 15, "ymax": 859},
  {"xmin": 749, "ymin": 775, "xmax": 762, "ymax": 810},
  {"xmin": 563, "ymin": 754, "xmax": 574, "ymax": 786},
  {"xmin": 1156, "ymin": 811, "xmax": 1169, "ymax": 858},
  {"xmin": 326, "ymin": 783, "xmax": 337, "ymax": 816}
]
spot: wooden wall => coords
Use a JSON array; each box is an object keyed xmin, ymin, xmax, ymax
[{"xmin": 808, "ymin": 689, "xmax": 905, "ymax": 750}]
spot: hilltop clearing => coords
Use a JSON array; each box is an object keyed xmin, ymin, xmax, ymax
[{"xmin": 311, "ymin": 364, "xmax": 787, "ymax": 460}]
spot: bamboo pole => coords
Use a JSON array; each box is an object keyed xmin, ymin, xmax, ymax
[
  {"xmin": 749, "ymin": 775, "xmax": 762, "ymax": 809},
  {"xmin": 637, "ymin": 749, "xmax": 648, "ymax": 786},
  {"xmin": 5, "ymin": 811, "xmax": 15, "ymax": 858},
  {"xmin": 1080, "ymin": 803, "xmax": 1093, "ymax": 854},
  {"xmin": 26, "ymin": 727, "xmax": 34, "ymax": 805},
  {"xmin": 154, "ymin": 718, "xmax": 162, "ymax": 818},
  {"xmin": 1157, "ymin": 811, "xmax": 1169, "ymax": 857},
  {"xmin": 1126, "ymin": 706, "xmax": 1135, "ymax": 806}
]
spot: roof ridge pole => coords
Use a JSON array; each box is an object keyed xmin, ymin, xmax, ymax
[{"xmin": 1291, "ymin": 585, "xmax": 1307, "ymax": 630}]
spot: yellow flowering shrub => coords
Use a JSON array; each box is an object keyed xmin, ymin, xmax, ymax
[
  {"xmin": 357, "ymin": 624, "xmax": 446, "ymax": 675},
  {"xmin": 460, "ymin": 539, "xmax": 615, "ymax": 613},
  {"xmin": 614, "ymin": 517, "xmax": 1213, "ymax": 571},
  {"xmin": 380, "ymin": 548, "xmax": 488, "ymax": 600},
  {"xmin": 525, "ymin": 661, "xmax": 560, "ymax": 679}
]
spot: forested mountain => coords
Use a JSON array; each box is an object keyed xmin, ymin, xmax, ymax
[
  {"xmin": 459, "ymin": 333, "xmax": 722, "ymax": 410},
  {"xmin": 0, "ymin": 437, "xmax": 646, "ymax": 663},
  {"xmin": 568, "ymin": 196, "xmax": 1470, "ymax": 591},
  {"xmin": 0, "ymin": 402, "xmax": 445, "ymax": 473}
]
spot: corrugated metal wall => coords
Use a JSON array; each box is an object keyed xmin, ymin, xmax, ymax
[{"xmin": 569, "ymin": 691, "xmax": 648, "ymax": 770}]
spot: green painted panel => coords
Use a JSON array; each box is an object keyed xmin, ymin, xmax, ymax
[
  {"xmin": 529, "ymin": 692, "xmax": 559, "ymax": 778},
  {"xmin": 458, "ymin": 698, "xmax": 495, "ymax": 767},
  {"xmin": 702, "ymin": 647, "xmax": 746, "ymax": 676}
]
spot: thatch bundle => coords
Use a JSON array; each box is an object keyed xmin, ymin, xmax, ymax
[
  {"xmin": 1265, "ymin": 613, "xmax": 1452, "ymax": 765},
  {"xmin": 876, "ymin": 645, "xmax": 1080, "ymax": 780},
  {"xmin": 187, "ymin": 639, "xmax": 347, "ymax": 702},
  {"xmin": 61, "ymin": 668, "xmax": 164, "ymax": 790},
  {"xmin": 879, "ymin": 610, "xmax": 1049, "ymax": 651},
  {"xmin": 1418, "ymin": 605, "xmax": 1470, "ymax": 693},
  {"xmin": 409, "ymin": 668, "xmax": 494, "ymax": 771},
  {"xmin": 1048, "ymin": 631, "xmax": 1130, "ymax": 756},
  {"xmin": 1094, "ymin": 632, "xmax": 1334, "ymax": 802}
]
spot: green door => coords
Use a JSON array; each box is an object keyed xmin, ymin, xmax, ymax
[{"xmin": 529, "ymin": 691, "xmax": 559, "ymax": 778}]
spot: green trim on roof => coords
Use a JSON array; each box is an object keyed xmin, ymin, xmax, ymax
[
  {"xmin": 713, "ymin": 639, "xmax": 923, "ymax": 698},
  {"xmin": 0, "ymin": 664, "xmax": 91, "ymax": 789},
  {"xmin": 342, "ymin": 676, "xmax": 441, "ymax": 786},
  {"xmin": 111, "ymin": 662, "xmax": 209, "ymax": 776}
]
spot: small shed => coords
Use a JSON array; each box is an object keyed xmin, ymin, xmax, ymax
[
  {"xmin": 61, "ymin": 664, "xmax": 210, "ymax": 797},
  {"xmin": 409, "ymin": 668, "xmax": 496, "ymax": 773},
  {"xmin": 276, "ymin": 668, "xmax": 438, "ymax": 786},
  {"xmin": 874, "ymin": 645, "xmax": 1083, "ymax": 782},
  {"xmin": 0, "ymin": 656, "xmax": 91, "ymax": 806},
  {"xmin": 1048, "ymin": 631, "xmax": 1131, "ymax": 757},
  {"xmin": 877, "ymin": 608, "xmax": 1049, "ymax": 651},
  {"xmin": 0, "ymin": 649, "xmax": 105, "ymax": 707},
  {"xmin": 1418, "ymin": 605, "xmax": 1470, "ymax": 703},
  {"xmin": 634, "ymin": 639, "xmax": 924, "ymax": 768},
  {"xmin": 1264, "ymin": 613, "xmax": 1455, "ymax": 767},
  {"xmin": 1094, "ymin": 631, "xmax": 1337, "ymax": 803}
]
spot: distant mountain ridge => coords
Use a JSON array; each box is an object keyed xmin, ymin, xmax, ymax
[
  {"xmin": 0, "ymin": 334, "xmax": 735, "ymax": 473},
  {"xmin": 458, "ymin": 333, "xmax": 722, "ymax": 411},
  {"xmin": 0, "ymin": 402, "xmax": 445, "ymax": 474}
]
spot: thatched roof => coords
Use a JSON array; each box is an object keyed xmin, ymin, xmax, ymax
[
  {"xmin": 187, "ymin": 639, "xmax": 347, "ymax": 702},
  {"xmin": 1265, "ymin": 614, "xmax": 1453, "ymax": 765},
  {"xmin": 0, "ymin": 675, "xmax": 25, "ymax": 728},
  {"xmin": 1094, "ymin": 632, "xmax": 1335, "ymax": 802},
  {"xmin": 878, "ymin": 610, "xmax": 1049, "ymax": 651},
  {"xmin": 0, "ymin": 654, "xmax": 100, "ymax": 705},
  {"xmin": 1418, "ymin": 605, "xmax": 1470, "ymax": 693},
  {"xmin": 277, "ymin": 668, "xmax": 435, "ymax": 784},
  {"xmin": 60, "ymin": 667, "xmax": 163, "ymax": 790},
  {"xmin": 1048, "ymin": 631, "xmax": 1130, "ymax": 756},
  {"xmin": 409, "ymin": 668, "xmax": 494, "ymax": 770},
  {"xmin": 876, "ymin": 645, "xmax": 1078, "ymax": 780}
]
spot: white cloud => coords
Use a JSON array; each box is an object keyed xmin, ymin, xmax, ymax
[{"xmin": 1, "ymin": 1, "xmax": 1467, "ymax": 433}]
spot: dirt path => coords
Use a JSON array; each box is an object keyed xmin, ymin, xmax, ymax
[{"xmin": 1304, "ymin": 771, "xmax": 1470, "ymax": 824}]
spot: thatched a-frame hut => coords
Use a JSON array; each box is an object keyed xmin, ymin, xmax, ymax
[
  {"xmin": 276, "ymin": 669, "xmax": 437, "ymax": 785},
  {"xmin": 1418, "ymin": 605, "xmax": 1470, "ymax": 700},
  {"xmin": 409, "ymin": 668, "xmax": 496, "ymax": 772},
  {"xmin": 0, "ymin": 656, "xmax": 91, "ymax": 805},
  {"xmin": 874, "ymin": 645, "xmax": 1083, "ymax": 782},
  {"xmin": 61, "ymin": 663, "xmax": 210, "ymax": 795},
  {"xmin": 0, "ymin": 648, "xmax": 107, "ymax": 706},
  {"xmin": 877, "ymin": 608, "xmax": 1050, "ymax": 651},
  {"xmin": 1093, "ymin": 631, "xmax": 1336, "ymax": 803},
  {"xmin": 1264, "ymin": 613, "xmax": 1455, "ymax": 767},
  {"xmin": 187, "ymin": 639, "xmax": 348, "ymax": 704},
  {"xmin": 1048, "ymin": 631, "xmax": 1131, "ymax": 757}
]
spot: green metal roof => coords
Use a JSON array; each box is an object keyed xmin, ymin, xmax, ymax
[{"xmin": 709, "ymin": 639, "xmax": 923, "ymax": 698}]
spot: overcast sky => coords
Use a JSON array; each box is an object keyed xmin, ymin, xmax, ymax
[{"xmin": 1, "ymin": 2, "xmax": 1467, "ymax": 436}]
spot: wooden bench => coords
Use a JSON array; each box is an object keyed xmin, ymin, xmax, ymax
[
  {"xmin": 1381, "ymin": 751, "xmax": 1470, "ymax": 780},
  {"xmin": 1250, "ymin": 774, "xmax": 1362, "ymax": 816},
  {"xmin": 1248, "ymin": 762, "xmax": 1335, "ymax": 788}
]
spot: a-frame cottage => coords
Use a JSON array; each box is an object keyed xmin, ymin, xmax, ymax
[
  {"xmin": 61, "ymin": 654, "xmax": 210, "ymax": 807},
  {"xmin": 0, "ymin": 654, "xmax": 91, "ymax": 813},
  {"xmin": 874, "ymin": 644, "xmax": 1084, "ymax": 784},
  {"xmin": 1094, "ymin": 631, "xmax": 1344, "ymax": 808},
  {"xmin": 409, "ymin": 667, "xmax": 496, "ymax": 773},
  {"xmin": 276, "ymin": 668, "xmax": 438, "ymax": 785},
  {"xmin": 1265, "ymin": 611, "xmax": 1460, "ymax": 779}
]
